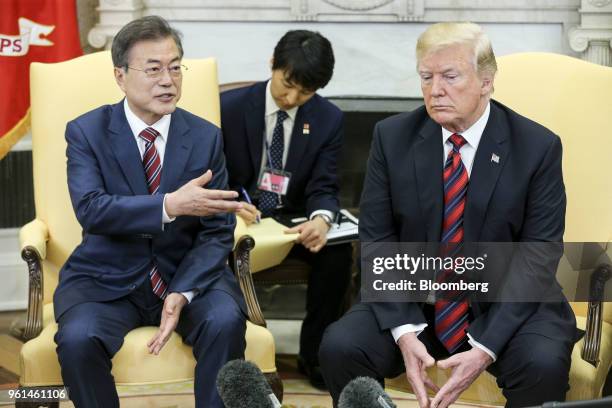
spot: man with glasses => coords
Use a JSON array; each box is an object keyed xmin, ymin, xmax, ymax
[{"xmin": 53, "ymin": 16, "xmax": 245, "ymax": 408}]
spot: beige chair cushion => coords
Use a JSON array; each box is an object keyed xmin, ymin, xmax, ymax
[{"xmin": 20, "ymin": 304, "xmax": 276, "ymax": 386}]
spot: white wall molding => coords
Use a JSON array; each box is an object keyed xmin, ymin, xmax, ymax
[
  {"xmin": 90, "ymin": 0, "xmax": 581, "ymax": 24},
  {"xmin": 86, "ymin": 0, "xmax": 595, "ymax": 97},
  {"xmin": 568, "ymin": 0, "xmax": 612, "ymax": 65},
  {"xmin": 88, "ymin": 0, "xmax": 145, "ymax": 49}
]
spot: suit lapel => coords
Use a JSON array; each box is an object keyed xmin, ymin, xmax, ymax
[
  {"xmin": 464, "ymin": 102, "xmax": 509, "ymax": 241},
  {"xmin": 284, "ymin": 100, "xmax": 313, "ymax": 176},
  {"xmin": 108, "ymin": 101, "xmax": 149, "ymax": 195},
  {"xmin": 160, "ymin": 109, "xmax": 192, "ymax": 193},
  {"xmin": 414, "ymin": 119, "xmax": 445, "ymax": 241},
  {"xmin": 245, "ymin": 83, "xmax": 267, "ymax": 178}
]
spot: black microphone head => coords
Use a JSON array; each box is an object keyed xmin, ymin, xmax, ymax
[
  {"xmin": 216, "ymin": 359, "xmax": 280, "ymax": 408},
  {"xmin": 338, "ymin": 376, "xmax": 397, "ymax": 408}
]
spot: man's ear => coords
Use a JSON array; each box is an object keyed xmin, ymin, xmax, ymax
[
  {"xmin": 114, "ymin": 67, "xmax": 127, "ymax": 93},
  {"xmin": 480, "ymin": 72, "xmax": 494, "ymax": 95},
  {"xmin": 269, "ymin": 57, "xmax": 274, "ymax": 70}
]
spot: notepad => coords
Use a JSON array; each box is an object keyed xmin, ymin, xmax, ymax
[{"xmin": 235, "ymin": 217, "xmax": 298, "ymax": 273}]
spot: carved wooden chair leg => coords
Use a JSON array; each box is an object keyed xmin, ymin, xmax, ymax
[
  {"xmin": 15, "ymin": 402, "xmax": 59, "ymax": 408},
  {"xmin": 264, "ymin": 372, "xmax": 284, "ymax": 402},
  {"xmin": 582, "ymin": 263, "xmax": 612, "ymax": 366}
]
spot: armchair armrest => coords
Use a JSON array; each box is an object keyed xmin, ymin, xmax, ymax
[
  {"xmin": 582, "ymin": 261, "xmax": 611, "ymax": 367},
  {"xmin": 232, "ymin": 235, "xmax": 267, "ymax": 327},
  {"xmin": 18, "ymin": 219, "xmax": 49, "ymax": 342},
  {"xmin": 20, "ymin": 219, "xmax": 48, "ymax": 260}
]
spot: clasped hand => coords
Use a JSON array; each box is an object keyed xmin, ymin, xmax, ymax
[{"xmin": 398, "ymin": 332, "xmax": 493, "ymax": 408}]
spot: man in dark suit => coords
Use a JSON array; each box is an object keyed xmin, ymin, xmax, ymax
[
  {"xmin": 53, "ymin": 16, "xmax": 245, "ymax": 408},
  {"xmin": 319, "ymin": 22, "xmax": 580, "ymax": 407},
  {"xmin": 221, "ymin": 30, "xmax": 352, "ymax": 388}
]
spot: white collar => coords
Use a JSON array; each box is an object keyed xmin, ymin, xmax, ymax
[
  {"xmin": 441, "ymin": 102, "xmax": 490, "ymax": 148},
  {"xmin": 265, "ymin": 80, "xmax": 298, "ymax": 121},
  {"xmin": 123, "ymin": 98, "xmax": 171, "ymax": 142}
]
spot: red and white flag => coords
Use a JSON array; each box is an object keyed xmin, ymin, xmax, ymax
[{"xmin": 0, "ymin": 0, "xmax": 82, "ymax": 159}]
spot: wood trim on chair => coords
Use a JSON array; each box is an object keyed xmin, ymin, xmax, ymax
[
  {"xmin": 233, "ymin": 235, "xmax": 267, "ymax": 327},
  {"xmin": 264, "ymin": 372, "xmax": 284, "ymax": 403},
  {"xmin": 19, "ymin": 247, "xmax": 44, "ymax": 341},
  {"xmin": 219, "ymin": 81, "xmax": 257, "ymax": 93},
  {"xmin": 582, "ymin": 263, "xmax": 611, "ymax": 367}
]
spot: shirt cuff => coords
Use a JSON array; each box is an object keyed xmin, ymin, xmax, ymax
[
  {"xmin": 309, "ymin": 209, "xmax": 335, "ymax": 224},
  {"xmin": 467, "ymin": 333, "xmax": 497, "ymax": 362},
  {"xmin": 162, "ymin": 194, "xmax": 177, "ymax": 225},
  {"xmin": 391, "ymin": 323, "xmax": 428, "ymax": 343},
  {"xmin": 178, "ymin": 290, "xmax": 195, "ymax": 304}
]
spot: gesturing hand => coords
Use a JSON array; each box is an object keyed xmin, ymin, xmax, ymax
[
  {"xmin": 147, "ymin": 292, "xmax": 188, "ymax": 355},
  {"xmin": 397, "ymin": 332, "xmax": 439, "ymax": 408},
  {"xmin": 165, "ymin": 170, "xmax": 242, "ymax": 217},
  {"xmin": 430, "ymin": 347, "xmax": 493, "ymax": 408}
]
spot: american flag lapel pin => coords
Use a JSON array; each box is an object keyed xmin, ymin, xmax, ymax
[
  {"xmin": 491, "ymin": 153, "xmax": 500, "ymax": 164},
  {"xmin": 303, "ymin": 123, "xmax": 310, "ymax": 135}
]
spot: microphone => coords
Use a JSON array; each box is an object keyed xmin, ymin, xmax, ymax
[
  {"xmin": 528, "ymin": 396, "xmax": 612, "ymax": 408},
  {"xmin": 338, "ymin": 376, "xmax": 397, "ymax": 408},
  {"xmin": 216, "ymin": 359, "xmax": 282, "ymax": 408}
]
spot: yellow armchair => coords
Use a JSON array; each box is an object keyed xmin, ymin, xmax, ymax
[
  {"xmin": 387, "ymin": 53, "xmax": 612, "ymax": 404},
  {"xmin": 16, "ymin": 51, "xmax": 281, "ymax": 406}
]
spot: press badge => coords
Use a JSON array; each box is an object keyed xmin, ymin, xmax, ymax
[{"xmin": 258, "ymin": 168, "xmax": 291, "ymax": 195}]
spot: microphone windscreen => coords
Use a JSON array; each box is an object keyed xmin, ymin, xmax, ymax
[
  {"xmin": 338, "ymin": 376, "xmax": 397, "ymax": 408},
  {"xmin": 216, "ymin": 359, "xmax": 281, "ymax": 408}
]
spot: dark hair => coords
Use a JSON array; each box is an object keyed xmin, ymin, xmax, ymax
[
  {"xmin": 111, "ymin": 16, "xmax": 183, "ymax": 69},
  {"xmin": 272, "ymin": 30, "xmax": 335, "ymax": 91}
]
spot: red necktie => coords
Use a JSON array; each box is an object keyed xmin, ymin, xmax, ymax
[
  {"xmin": 139, "ymin": 127, "xmax": 167, "ymax": 299},
  {"xmin": 435, "ymin": 133, "xmax": 469, "ymax": 353}
]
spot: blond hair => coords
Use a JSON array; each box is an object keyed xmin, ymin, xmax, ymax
[{"xmin": 416, "ymin": 22, "xmax": 497, "ymax": 78}]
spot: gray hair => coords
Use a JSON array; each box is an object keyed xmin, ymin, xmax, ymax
[{"xmin": 111, "ymin": 16, "xmax": 183, "ymax": 69}]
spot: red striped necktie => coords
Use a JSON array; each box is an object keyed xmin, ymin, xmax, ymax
[
  {"xmin": 139, "ymin": 127, "xmax": 167, "ymax": 299},
  {"xmin": 435, "ymin": 133, "xmax": 469, "ymax": 353}
]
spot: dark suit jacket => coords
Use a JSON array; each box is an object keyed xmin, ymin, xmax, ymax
[
  {"xmin": 220, "ymin": 81, "xmax": 343, "ymax": 217},
  {"xmin": 54, "ymin": 100, "xmax": 246, "ymax": 320},
  {"xmin": 359, "ymin": 100, "xmax": 578, "ymax": 355}
]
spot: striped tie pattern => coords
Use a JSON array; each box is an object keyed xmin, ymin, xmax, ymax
[
  {"xmin": 259, "ymin": 110, "xmax": 288, "ymax": 215},
  {"xmin": 434, "ymin": 133, "xmax": 469, "ymax": 353},
  {"xmin": 138, "ymin": 127, "xmax": 167, "ymax": 299}
]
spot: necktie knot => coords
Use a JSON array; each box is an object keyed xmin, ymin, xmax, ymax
[
  {"xmin": 139, "ymin": 127, "xmax": 160, "ymax": 144},
  {"xmin": 449, "ymin": 133, "xmax": 467, "ymax": 151},
  {"xmin": 277, "ymin": 110, "xmax": 288, "ymax": 122}
]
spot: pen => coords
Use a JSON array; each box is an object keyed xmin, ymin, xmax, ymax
[
  {"xmin": 333, "ymin": 211, "xmax": 341, "ymax": 225},
  {"xmin": 240, "ymin": 187, "xmax": 260, "ymax": 224}
]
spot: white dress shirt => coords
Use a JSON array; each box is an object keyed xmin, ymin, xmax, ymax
[
  {"xmin": 261, "ymin": 81, "xmax": 334, "ymax": 222},
  {"xmin": 390, "ymin": 102, "xmax": 496, "ymax": 361},
  {"xmin": 123, "ymin": 99, "xmax": 195, "ymax": 303}
]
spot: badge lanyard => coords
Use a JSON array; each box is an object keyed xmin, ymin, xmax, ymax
[{"xmin": 263, "ymin": 136, "xmax": 284, "ymax": 207}]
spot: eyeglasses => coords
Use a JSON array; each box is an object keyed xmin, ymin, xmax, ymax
[{"xmin": 126, "ymin": 64, "xmax": 188, "ymax": 79}]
